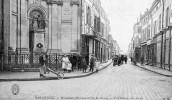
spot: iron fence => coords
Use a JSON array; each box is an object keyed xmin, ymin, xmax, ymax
[{"xmin": 6, "ymin": 54, "xmax": 63, "ymax": 70}]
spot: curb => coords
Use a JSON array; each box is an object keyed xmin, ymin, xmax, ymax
[
  {"xmin": 135, "ymin": 64, "xmax": 172, "ymax": 77},
  {"xmin": 0, "ymin": 61, "xmax": 112, "ymax": 82}
]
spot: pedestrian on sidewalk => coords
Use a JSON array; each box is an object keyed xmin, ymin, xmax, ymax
[
  {"xmin": 118, "ymin": 55, "xmax": 121, "ymax": 66},
  {"xmin": 141, "ymin": 55, "xmax": 144, "ymax": 66},
  {"xmin": 82, "ymin": 57, "xmax": 87, "ymax": 73},
  {"xmin": 124, "ymin": 55, "xmax": 128, "ymax": 64},
  {"xmin": 95, "ymin": 60, "xmax": 99, "ymax": 72},
  {"xmin": 72, "ymin": 54, "xmax": 77, "ymax": 71},
  {"xmin": 62, "ymin": 54, "xmax": 72, "ymax": 73},
  {"xmin": 89, "ymin": 54, "xmax": 96, "ymax": 72},
  {"xmin": 69, "ymin": 54, "xmax": 74, "ymax": 71},
  {"xmin": 39, "ymin": 53, "xmax": 46, "ymax": 77},
  {"xmin": 113, "ymin": 55, "xmax": 118, "ymax": 66},
  {"xmin": 77, "ymin": 55, "xmax": 82, "ymax": 71}
]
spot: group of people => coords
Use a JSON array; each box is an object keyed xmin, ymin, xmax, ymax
[
  {"xmin": 62, "ymin": 54, "xmax": 97, "ymax": 73},
  {"xmin": 39, "ymin": 53, "xmax": 98, "ymax": 77},
  {"xmin": 112, "ymin": 55, "xmax": 128, "ymax": 66}
]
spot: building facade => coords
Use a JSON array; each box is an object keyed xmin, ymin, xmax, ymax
[
  {"xmin": 111, "ymin": 40, "xmax": 120, "ymax": 56},
  {"xmin": 131, "ymin": 0, "xmax": 172, "ymax": 71},
  {"xmin": 132, "ymin": 22, "xmax": 141, "ymax": 62},
  {"xmin": 0, "ymin": 0, "xmax": 111, "ymax": 71}
]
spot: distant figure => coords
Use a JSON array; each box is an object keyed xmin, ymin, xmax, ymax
[
  {"xmin": 141, "ymin": 55, "xmax": 144, "ymax": 65},
  {"xmin": 130, "ymin": 57, "xmax": 133, "ymax": 64},
  {"xmin": 124, "ymin": 55, "xmax": 128, "ymax": 64},
  {"xmin": 62, "ymin": 55, "xmax": 71, "ymax": 72},
  {"xmin": 69, "ymin": 54, "xmax": 74, "ymax": 71},
  {"xmin": 39, "ymin": 54, "xmax": 46, "ymax": 77},
  {"xmin": 82, "ymin": 57, "xmax": 87, "ymax": 73},
  {"xmin": 72, "ymin": 54, "xmax": 77, "ymax": 70},
  {"xmin": 90, "ymin": 54, "xmax": 96, "ymax": 72},
  {"xmin": 77, "ymin": 55, "xmax": 82, "ymax": 71},
  {"xmin": 113, "ymin": 55, "xmax": 118, "ymax": 66},
  {"xmin": 118, "ymin": 55, "xmax": 121, "ymax": 66}
]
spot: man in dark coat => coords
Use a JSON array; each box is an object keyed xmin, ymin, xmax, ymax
[
  {"xmin": 72, "ymin": 54, "xmax": 77, "ymax": 70},
  {"xmin": 82, "ymin": 57, "xmax": 87, "ymax": 73},
  {"xmin": 69, "ymin": 54, "xmax": 74, "ymax": 71},
  {"xmin": 90, "ymin": 54, "xmax": 96, "ymax": 72},
  {"xmin": 113, "ymin": 55, "xmax": 118, "ymax": 66},
  {"xmin": 39, "ymin": 54, "xmax": 45, "ymax": 77},
  {"xmin": 124, "ymin": 55, "xmax": 128, "ymax": 64},
  {"xmin": 118, "ymin": 55, "xmax": 121, "ymax": 66},
  {"xmin": 77, "ymin": 55, "xmax": 82, "ymax": 70}
]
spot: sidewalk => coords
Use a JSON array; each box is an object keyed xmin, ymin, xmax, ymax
[
  {"xmin": 0, "ymin": 60, "xmax": 112, "ymax": 81},
  {"xmin": 136, "ymin": 63, "xmax": 172, "ymax": 77}
]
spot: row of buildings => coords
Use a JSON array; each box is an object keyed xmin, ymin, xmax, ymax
[
  {"xmin": 129, "ymin": 0, "xmax": 172, "ymax": 71},
  {"xmin": 0, "ymin": 0, "xmax": 120, "ymax": 71}
]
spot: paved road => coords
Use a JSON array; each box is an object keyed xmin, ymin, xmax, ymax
[{"xmin": 0, "ymin": 63, "xmax": 172, "ymax": 100}]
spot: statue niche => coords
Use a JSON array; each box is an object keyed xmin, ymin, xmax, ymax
[
  {"xmin": 29, "ymin": 10, "xmax": 46, "ymax": 53},
  {"xmin": 29, "ymin": 10, "xmax": 45, "ymax": 31}
]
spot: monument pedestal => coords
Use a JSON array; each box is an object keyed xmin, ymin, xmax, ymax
[{"xmin": 33, "ymin": 30, "xmax": 45, "ymax": 54}]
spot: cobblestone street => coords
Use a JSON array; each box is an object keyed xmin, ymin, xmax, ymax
[{"xmin": 0, "ymin": 63, "xmax": 172, "ymax": 100}]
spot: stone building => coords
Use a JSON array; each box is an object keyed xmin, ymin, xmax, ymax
[
  {"xmin": 0, "ymin": 0, "xmax": 110, "ymax": 71},
  {"xmin": 132, "ymin": 22, "xmax": 141, "ymax": 62},
  {"xmin": 111, "ymin": 40, "xmax": 120, "ymax": 56},
  {"xmin": 131, "ymin": 0, "xmax": 172, "ymax": 71}
]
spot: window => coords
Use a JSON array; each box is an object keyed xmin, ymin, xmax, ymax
[
  {"xmin": 86, "ymin": 6, "xmax": 91, "ymax": 26},
  {"xmin": 166, "ymin": 7, "xmax": 169, "ymax": 27},
  {"xmin": 97, "ymin": 17, "xmax": 100, "ymax": 32},
  {"xmin": 148, "ymin": 25, "xmax": 150, "ymax": 39},
  {"xmin": 154, "ymin": 21, "xmax": 157, "ymax": 36},
  {"xmin": 159, "ymin": 14, "xmax": 161, "ymax": 30},
  {"xmin": 94, "ymin": 15, "xmax": 97, "ymax": 30},
  {"xmin": 145, "ymin": 28, "xmax": 147, "ymax": 41}
]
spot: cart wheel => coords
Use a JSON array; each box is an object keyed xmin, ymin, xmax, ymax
[{"xmin": 57, "ymin": 72, "xmax": 64, "ymax": 79}]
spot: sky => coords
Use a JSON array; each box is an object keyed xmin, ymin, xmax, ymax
[{"xmin": 101, "ymin": 0, "xmax": 154, "ymax": 53}]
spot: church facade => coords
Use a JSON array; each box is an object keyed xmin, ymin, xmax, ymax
[{"xmin": 0, "ymin": 0, "xmax": 111, "ymax": 71}]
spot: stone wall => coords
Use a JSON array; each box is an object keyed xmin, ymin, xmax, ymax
[{"xmin": 6, "ymin": 0, "xmax": 81, "ymax": 54}]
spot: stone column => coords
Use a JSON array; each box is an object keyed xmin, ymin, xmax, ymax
[
  {"xmin": 57, "ymin": 4, "xmax": 62, "ymax": 50},
  {"xmin": 71, "ymin": 4, "xmax": 78, "ymax": 51},
  {"xmin": 61, "ymin": 2, "xmax": 72, "ymax": 53},
  {"xmin": 16, "ymin": 0, "xmax": 29, "ymax": 54},
  {"xmin": 3, "ymin": 0, "xmax": 10, "ymax": 65},
  {"xmin": 20, "ymin": 0, "xmax": 28, "ymax": 51},
  {"xmin": 48, "ymin": 4, "xmax": 52, "ymax": 49},
  {"xmin": 168, "ymin": 26, "xmax": 172, "ymax": 71},
  {"xmin": 51, "ymin": 4, "xmax": 58, "ymax": 50}
]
